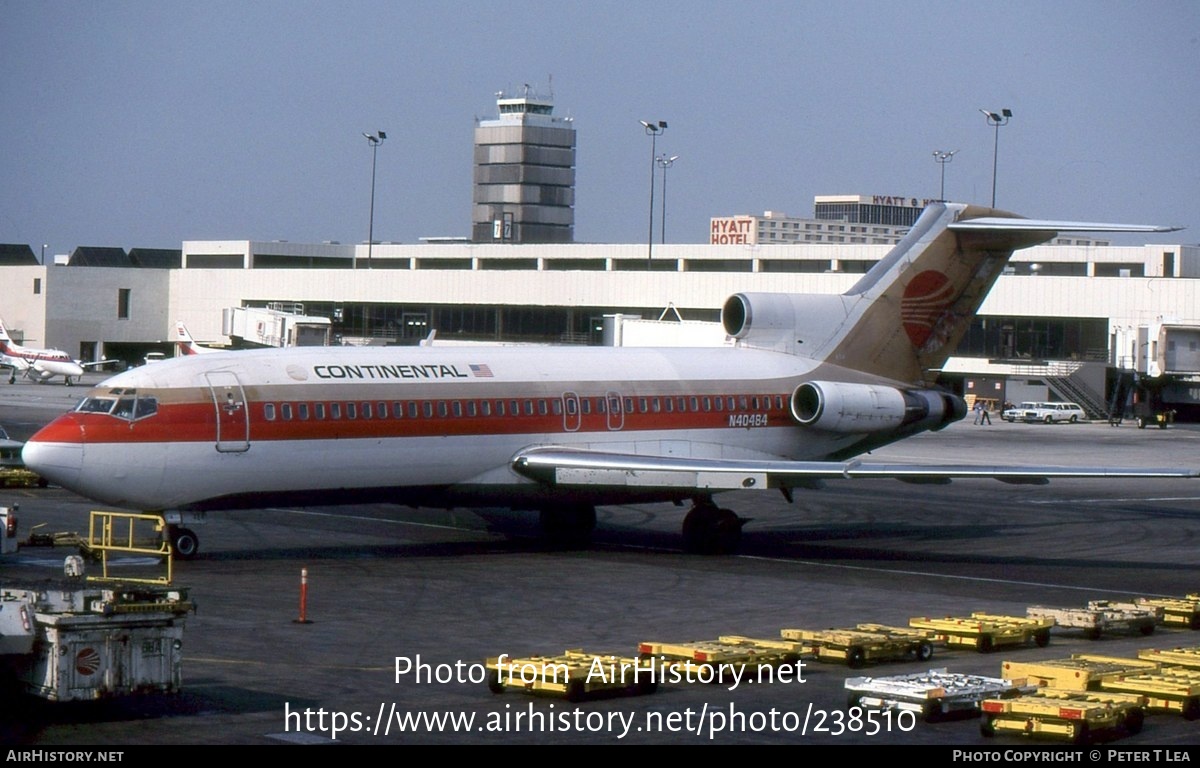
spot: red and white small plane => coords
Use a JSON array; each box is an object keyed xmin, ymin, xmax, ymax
[
  {"xmin": 0, "ymin": 319, "xmax": 111, "ymax": 386},
  {"xmin": 21, "ymin": 203, "xmax": 1196, "ymax": 557}
]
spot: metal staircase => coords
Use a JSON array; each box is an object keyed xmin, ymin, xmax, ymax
[
  {"xmin": 1044, "ymin": 374, "xmax": 1108, "ymax": 421},
  {"xmin": 1008, "ymin": 361, "xmax": 1108, "ymax": 421}
]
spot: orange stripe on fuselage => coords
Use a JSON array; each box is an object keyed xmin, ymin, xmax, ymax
[{"xmin": 46, "ymin": 392, "xmax": 794, "ymax": 444}]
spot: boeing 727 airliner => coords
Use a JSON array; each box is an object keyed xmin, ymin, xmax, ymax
[{"xmin": 21, "ymin": 203, "xmax": 1196, "ymax": 557}]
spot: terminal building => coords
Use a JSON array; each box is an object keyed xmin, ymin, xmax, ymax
[{"xmin": 2, "ymin": 90, "xmax": 1198, "ymax": 421}]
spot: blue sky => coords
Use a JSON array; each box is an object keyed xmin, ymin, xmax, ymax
[{"xmin": 2, "ymin": 0, "xmax": 1197, "ymax": 257}]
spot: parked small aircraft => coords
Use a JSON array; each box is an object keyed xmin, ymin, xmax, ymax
[
  {"xmin": 0, "ymin": 319, "xmax": 113, "ymax": 385},
  {"xmin": 21, "ymin": 203, "xmax": 1194, "ymax": 557}
]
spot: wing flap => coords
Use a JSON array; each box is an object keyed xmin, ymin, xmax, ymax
[{"xmin": 512, "ymin": 447, "xmax": 1198, "ymax": 491}]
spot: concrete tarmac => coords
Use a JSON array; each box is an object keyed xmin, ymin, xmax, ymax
[{"xmin": 2, "ymin": 375, "xmax": 1199, "ymax": 746}]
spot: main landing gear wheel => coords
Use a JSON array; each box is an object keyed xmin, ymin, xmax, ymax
[
  {"xmin": 682, "ymin": 502, "xmax": 745, "ymax": 555},
  {"xmin": 167, "ymin": 526, "xmax": 199, "ymax": 560},
  {"xmin": 538, "ymin": 504, "xmax": 596, "ymax": 547}
]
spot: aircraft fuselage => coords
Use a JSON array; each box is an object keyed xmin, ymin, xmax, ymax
[{"xmin": 22, "ymin": 343, "xmax": 932, "ymax": 512}]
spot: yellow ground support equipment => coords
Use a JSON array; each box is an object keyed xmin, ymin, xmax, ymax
[
  {"xmin": 484, "ymin": 649, "xmax": 658, "ymax": 702},
  {"xmin": 0, "ymin": 468, "xmax": 48, "ymax": 488},
  {"xmin": 637, "ymin": 636, "xmax": 811, "ymax": 684},
  {"xmin": 1026, "ymin": 600, "xmax": 1161, "ymax": 639},
  {"xmin": 979, "ymin": 687, "xmax": 1145, "ymax": 744},
  {"xmin": 845, "ymin": 668, "xmax": 1034, "ymax": 722},
  {"xmin": 1138, "ymin": 645, "xmax": 1200, "ymax": 669},
  {"xmin": 779, "ymin": 624, "xmax": 936, "ymax": 668},
  {"xmin": 1001, "ymin": 654, "xmax": 1160, "ymax": 691},
  {"xmin": 1097, "ymin": 667, "xmax": 1200, "ymax": 720},
  {"xmin": 1001, "ymin": 652, "xmax": 1200, "ymax": 719},
  {"xmin": 1137, "ymin": 596, "xmax": 1200, "ymax": 630},
  {"xmin": 908, "ymin": 612, "xmax": 1053, "ymax": 653}
]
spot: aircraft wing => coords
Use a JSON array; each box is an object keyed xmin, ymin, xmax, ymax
[
  {"xmin": 512, "ymin": 447, "xmax": 1200, "ymax": 491},
  {"xmin": 80, "ymin": 359, "xmax": 121, "ymax": 370}
]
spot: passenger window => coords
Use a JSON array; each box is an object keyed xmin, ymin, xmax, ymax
[
  {"xmin": 264, "ymin": 404, "xmax": 276, "ymax": 421},
  {"xmin": 347, "ymin": 403, "xmax": 358, "ymax": 419},
  {"xmin": 481, "ymin": 401, "xmax": 491, "ymax": 416},
  {"xmin": 452, "ymin": 401, "xmax": 462, "ymax": 417},
  {"xmin": 467, "ymin": 401, "xmax": 478, "ymax": 417},
  {"xmin": 281, "ymin": 403, "xmax": 293, "ymax": 420},
  {"xmin": 331, "ymin": 403, "xmax": 342, "ymax": 419},
  {"xmin": 422, "ymin": 402, "xmax": 433, "ymax": 418},
  {"xmin": 315, "ymin": 403, "xmax": 326, "ymax": 419},
  {"xmin": 362, "ymin": 402, "xmax": 372, "ymax": 419},
  {"xmin": 297, "ymin": 403, "xmax": 310, "ymax": 420}
]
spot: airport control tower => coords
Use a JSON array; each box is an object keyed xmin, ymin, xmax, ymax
[{"xmin": 472, "ymin": 86, "xmax": 576, "ymax": 244}]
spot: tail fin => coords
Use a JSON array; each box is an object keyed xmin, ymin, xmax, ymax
[
  {"xmin": 0, "ymin": 318, "xmax": 11, "ymax": 343},
  {"xmin": 175, "ymin": 321, "xmax": 222, "ymax": 355},
  {"xmin": 175, "ymin": 321, "xmax": 200, "ymax": 355},
  {"xmin": 722, "ymin": 202, "xmax": 1180, "ymax": 385}
]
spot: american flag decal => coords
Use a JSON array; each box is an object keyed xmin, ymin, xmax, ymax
[{"xmin": 469, "ymin": 363, "xmax": 494, "ymax": 378}]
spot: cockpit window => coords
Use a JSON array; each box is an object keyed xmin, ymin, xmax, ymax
[
  {"xmin": 112, "ymin": 397, "xmax": 136, "ymax": 419},
  {"xmin": 77, "ymin": 397, "xmax": 117, "ymax": 414},
  {"xmin": 74, "ymin": 394, "xmax": 159, "ymax": 421}
]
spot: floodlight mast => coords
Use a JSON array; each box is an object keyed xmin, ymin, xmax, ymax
[
  {"xmin": 640, "ymin": 120, "xmax": 667, "ymax": 263},
  {"xmin": 980, "ymin": 109, "xmax": 1011, "ymax": 208},
  {"xmin": 362, "ymin": 131, "xmax": 387, "ymax": 269}
]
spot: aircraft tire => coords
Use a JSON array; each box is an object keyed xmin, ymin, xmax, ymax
[{"xmin": 170, "ymin": 526, "xmax": 200, "ymax": 560}]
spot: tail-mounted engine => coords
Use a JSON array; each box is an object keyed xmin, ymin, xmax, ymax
[{"xmin": 790, "ymin": 380, "xmax": 965, "ymax": 434}]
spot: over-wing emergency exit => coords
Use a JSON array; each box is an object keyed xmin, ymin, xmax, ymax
[{"xmin": 21, "ymin": 203, "xmax": 1195, "ymax": 557}]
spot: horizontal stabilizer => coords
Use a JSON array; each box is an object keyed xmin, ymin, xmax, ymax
[{"xmin": 950, "ymin": 218, "xmax": 1183, "ymax": 234}]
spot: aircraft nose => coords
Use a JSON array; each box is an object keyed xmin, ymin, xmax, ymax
[{"xmin": 22, "ymin": 417, "xmax": 84, "ymax": 489}]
